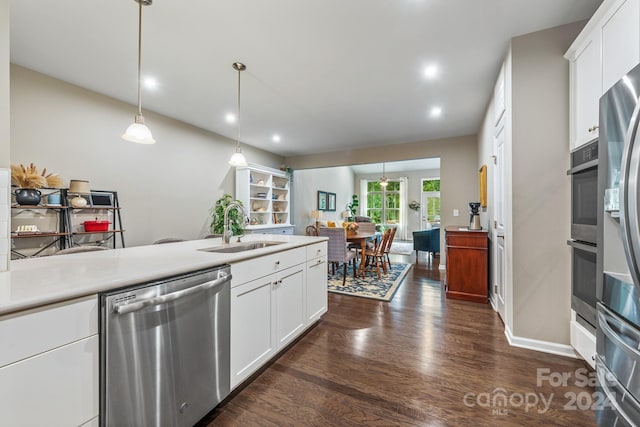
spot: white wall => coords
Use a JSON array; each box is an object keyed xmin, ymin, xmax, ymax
[
  {"xmin": 510, "ymin": 23, "xmax": 581, "ymax": 344},
  {"xmin": 10, "ymin": 65, "xmax": 283, "ymax": 247},
  {"xmin": 0, "ymin": 0, "xmax": 9, "ymax": 271},
  {"xmin": 477, "ymin": 22, "xmax": 583, "ymax": 347},
  {"xmin": 292, "ymin": 166, "xmax": 354, "ymax": 235}
]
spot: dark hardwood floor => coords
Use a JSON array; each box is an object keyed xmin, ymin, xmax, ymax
[{"xmin": 201, "ymin": 252, "xmax": 597, "ymax": 426}]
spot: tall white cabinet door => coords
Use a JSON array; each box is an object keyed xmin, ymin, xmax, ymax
[
  {"xmin": 230, "ymin": 276, "xmax": 275, "ymax": 389},
  {"xmin": 601, "ymin": 0, "xmax": 640, "ymax": 92},
  {"xmin": 0, "ymin": 335, "xmax": 99, "ymax": 427},
  {"xmin": 573, "ymin": 36, "xmax": 601, "ymax": 149},
  {"xmin": 275, "ymin": 267, "xmax": 306, "ymax": 348},
  {"xmin": 306, "ymin": 257, "xmax": 328, "ymax": 323}
]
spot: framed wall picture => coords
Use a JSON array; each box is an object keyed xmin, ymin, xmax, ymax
[
  {"xmin": 318, "ymin": 191, "xmax": 327, "ymax": 210},
  {"xmin": 479, "ymin": 165, "xmax": 487, "ymax": 207},
  {"xmin": 327, "ymin": 192, "xmax": 336, "ymax": 211}
]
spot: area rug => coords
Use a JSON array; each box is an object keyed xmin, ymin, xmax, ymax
[
  {"xmin": 327, "ymin": 262, "xmax": 412, "ymax": 301},
  {"xmin": 389, "ymin": 241, "xmax": 414, "ymax": 255}
]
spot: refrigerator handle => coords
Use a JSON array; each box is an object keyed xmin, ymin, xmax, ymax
[{"xmin": 620, "ymin": 95, "xmax": 640, "ymax": 288}]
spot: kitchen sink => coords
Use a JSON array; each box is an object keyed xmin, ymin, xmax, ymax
[{"xmin": 199, "ymin": 241, "xmax": 285, "ymax": 254}]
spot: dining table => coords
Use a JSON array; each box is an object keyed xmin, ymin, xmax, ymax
[{"xmin": 346, "ymin": 230, "xmax": 380, "ymax": 278}]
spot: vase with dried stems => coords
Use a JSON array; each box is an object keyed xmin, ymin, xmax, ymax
[{"xmin": 10, "ymin": 163, "xmax": 63, "ymax": 206}]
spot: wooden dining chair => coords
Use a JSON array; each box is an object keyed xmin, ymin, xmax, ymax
[
  {"xmin": 383, "ymin": 226, "xmax": 397, "ymax": 270},
  {"xmin": 305, "ymin": 225, "xmax": 318, "ymax": 236},
  {"xmin": 318, "ymin": 227, "xmax": 357, "ymax": 285},
  {"xmin": 363, "ymin": 228, "xmax": 393, "ymax": 278}
]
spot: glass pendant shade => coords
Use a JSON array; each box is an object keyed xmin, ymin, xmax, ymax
[
  {"xmin": 122, "ymin": 0, "xmax": 155, "ymax": 144},
  {"xmin": 228, "ymin": 147, "xmax": 248, "ymax": 167},
  {"xmin": 379, "ymin": 163, "xmax": 388, "ymax": 186},
  {"xmin": 229, "ymin": 62, "xmax": 248, "ymax": 166},
  {"xmin": 122, "ymin": 114, "xmax": 155, "ymax": 144}
]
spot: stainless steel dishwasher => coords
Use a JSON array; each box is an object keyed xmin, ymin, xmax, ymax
[{"xmin": 100, "ymin": 265, "xmax": 231, "ymax": 427}]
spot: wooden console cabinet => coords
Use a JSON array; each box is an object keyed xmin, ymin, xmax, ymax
[{"xmin": 445, "ymin": 226, "xmax": 489, "ymax": 303}]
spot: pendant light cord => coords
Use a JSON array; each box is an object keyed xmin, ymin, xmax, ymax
[
  {"xmin": 137, "ymin": 0, "xmax": 143, "ymax": 116},
  {"xmin": 237, "ymin": 66, "xmax": 241, "ymax": 149}
]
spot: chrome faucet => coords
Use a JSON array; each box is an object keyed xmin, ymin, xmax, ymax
[{"xmin": 223, "ymin": 201, "xmax": 247, "ymax": 244}]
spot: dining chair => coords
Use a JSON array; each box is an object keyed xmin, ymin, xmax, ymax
[
  {"xmin": 363, "ymin": 228, "xmax": 393, "ymax": 278},
  {"xmin": 347, "ymin": 222, "xmax": 377, "ymax": 254},
  {"xmin": 305, "ymin": 225, "xmax": 318, "ymax": 236},
  {"xmin": 383, "ymin": 226, "xmax": 397, "ymax": 269},
  {"xmin": 318, "ymin": 227, "xmax": 357, "ymax": 285}
]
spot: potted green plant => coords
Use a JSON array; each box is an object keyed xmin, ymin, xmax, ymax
[
  {"xmin": 346, "ymin": 194, "xmax": 359, "ymax": 221},
  {"xmin": 210, "ymin": 194, "xmax": 245, "ymax": 235}
]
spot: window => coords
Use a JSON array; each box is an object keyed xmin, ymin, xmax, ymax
[
  {"xmin": 422, "ymin": 179, "xmax": 440, "ymax": 225},
  {"xmin": 366, "ymin": 180, "xmax": 401, "ymax": 225}
]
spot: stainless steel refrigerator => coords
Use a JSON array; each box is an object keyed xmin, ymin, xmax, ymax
[{"xmin": 598, "ymin": 62, "xmax": 640, "ymax": 425}]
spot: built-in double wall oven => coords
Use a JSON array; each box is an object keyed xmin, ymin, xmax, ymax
[{"xmin": 567, "ymin": 138, "xmax": 598, "ymax": 329}]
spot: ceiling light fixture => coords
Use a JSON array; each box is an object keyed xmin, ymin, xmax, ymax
[
  {"xmin": 379, "ymin": 163, "xmax": 388, "ymax": 187},
  {"xmin": 424, "ymin": 64, "xmax": 439, "ymax": 79},
  {"xmin": 430, "ymin": 106, "xmax": 443, "ymax": 117},
  {"xmin": 143, "ymin": 76, "xmax": 158, "ymax": 90},
  {"xmin": 272, "ymin": 134, "xmax": 281, "ymax": 143},
  {"xmin": 228, "ymin": 62, "xmax": 248, "ymax": 167},
  {"xmin": 225, "ymin": 113, "xmax": 236, "ymax": 124},
  {"xmin": 122, "ymin": 0, "xmax": 156, "ymax": 145}
]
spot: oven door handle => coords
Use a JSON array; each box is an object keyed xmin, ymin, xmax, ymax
[
  {"xmin": 566, "ymin": 240, "xmax": 597, "ymax": 253},
  {"xmin": 113, "ymin": 271, "xmax": 231, "ymax": 315},
  {"xmin": 566, "ymin": 159, "xmax": 598, "ymax": 175}
]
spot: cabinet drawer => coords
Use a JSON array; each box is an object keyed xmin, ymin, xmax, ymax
[
  {"xmin": 0, "ymin": 295, "xmax": 98, "ymax": 368},
  {"xmin": 446, "ymin": 233, "xmax": 488, "ymax": 249},
  {"xmin": 231, "ymin": 246, "xmax": 306, "ymax": 286},
  {"xmin": 0, "ymin": 335, "xmax": 99, "ymax": 426},
  {"xmin": 306, "ymin": 242, "xmax": 327, "ymax": 260}
]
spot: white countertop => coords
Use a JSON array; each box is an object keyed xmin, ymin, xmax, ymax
[{"xmin": 0, "ymin": 234, "xmax": 327, "ymax": 316}]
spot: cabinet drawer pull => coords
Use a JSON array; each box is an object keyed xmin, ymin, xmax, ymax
[
  {"xmin": 588, "ymin": 125, "xmax": 599, "ymax": 132},
  {"xmin": 275, "ymin": 260, "xmax": 280, "ymax": 265}
]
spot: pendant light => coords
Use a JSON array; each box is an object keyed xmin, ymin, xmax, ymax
[
  {"xmin": 122, "ymin": 0, "xmax": 155, "ymax": 144},
  {"xmin": 228, "ymin": 62, "xmax": 248, "ymax": 167},
  {"xmin": 379, "ymin": 163, "xmax": 388, "ymax": 187}
]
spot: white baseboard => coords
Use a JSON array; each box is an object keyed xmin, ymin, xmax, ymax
[
  {"xmin": 489, "ymin": 295, "xmax": 497, "ymax": 312},
  {"xmin": 570, "ymin": 319, "xmax": 596, "ymax": 369},
  {"xmin": 504, "ymin": 325, "xmax": 578, "ymax": 359}
]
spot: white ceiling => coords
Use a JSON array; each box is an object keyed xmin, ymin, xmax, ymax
[{"xmin": 10, "ymin": 0, "xmax": 601, "ymax": 157}]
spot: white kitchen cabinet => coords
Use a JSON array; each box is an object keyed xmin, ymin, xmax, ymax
[
  {"xmin": 571, "ymin": 35, "xmax": 601, "ymax": 150},
  {"xmin": 0, "ymin": 335, "xmax": 99, "ymax": 427},
  {"xmin": 230, "ymin": 274, "xmax": 276, "ymax": 388},
  {"xmin": 566, "ymin": 0, "xmax": 640, "ymax": 150},
  {"xmin": 274, "ymin": 266, "xmax": 306, "ymax": 348},
  {"xmin": 602, "ymin": 0, "xmax": 640, "ymax": 92},
  {"xmin": 0, "ymin": 295, "xmax": 99, "ymax": 426},
  {"xmin": 230, "ymin": 243, "xmax": 327, "ymax": 389},
  {"xmin": 230, "ymin": 262, "xmax": 306, "ymax": 389},
  {"xmin": 236, "ymin": 163, "xmax": 292, "ymax": 233},
  {"xmin": 306, "ymin": 242, "xmax": 328, "ymax": 324}
]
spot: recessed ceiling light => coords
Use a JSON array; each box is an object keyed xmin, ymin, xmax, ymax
[
  {"xmin": 423, "ymin": 64, "xmax": 439, "ymax": 79},
  {"xmin": 430, "ymin": 106, "xmax": 442, "ymax": 117},
  {"xmin": 225, "ymin": 113, "xmax": 236, "ymax": 124},
  {"xmin": 272, "ymin": 134, "xmax": 281, "ymax": 143},
  {"xmin": 143, "ymin": 76, "xmax": 158, "ymax": 90}
]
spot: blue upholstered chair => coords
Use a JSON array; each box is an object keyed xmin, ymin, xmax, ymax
[{"xmin": 412, "ymin": 227, "xmax": 440, "ymax": 262}]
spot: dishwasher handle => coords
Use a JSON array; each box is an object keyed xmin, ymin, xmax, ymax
[{"xmin": 114, "ymin": 271, "xmax": 231, "ymax": 315}]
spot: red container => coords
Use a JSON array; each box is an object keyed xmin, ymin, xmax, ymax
[{"xmin": 83, "ymin": 220, "xmax": 111, "ymax": 232}]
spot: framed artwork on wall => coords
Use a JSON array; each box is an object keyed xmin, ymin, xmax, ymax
[
  {"xmin": 327, "ymin": 192, "xmax": 336, "ymax": 211},
  {"xmin": 318, "ymin": 191, "xmax": 327, "ymax": 210},
  {"xmin": 479, "ymin": 165, "xmax": 487, "ymax": 207}
]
